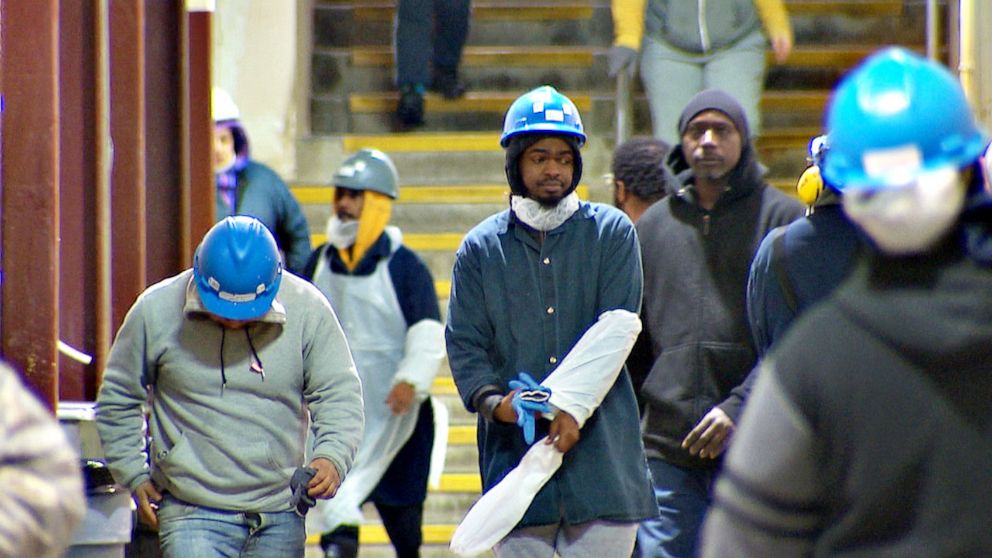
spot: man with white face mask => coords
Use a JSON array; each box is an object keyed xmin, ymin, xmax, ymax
[
  {"xmin": 445, "ymin": 86, "xmax": 657, "ymax": 556},
  {"xmin": 302, "ymin": 149, "xmax": 445, "ymax": 558},
  {"xmin": 701, "ymin": 47, "xmax": 992, "ymax": 557}
]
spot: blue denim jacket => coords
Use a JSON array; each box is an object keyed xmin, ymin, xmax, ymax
[{"xmin": 446, "ymin": 201, "xmax": 657, "ymax": 527}]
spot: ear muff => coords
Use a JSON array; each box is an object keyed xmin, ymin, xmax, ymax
[{"xmin": 796, "ymin": 165, "xmax": 824, "ymax": 205}]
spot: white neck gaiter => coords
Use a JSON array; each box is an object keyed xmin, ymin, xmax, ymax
[
  {"xmin": 510, "ymin": 193, "xmax": 580, "ymax": 232},
  {"xmin": 324, "ymin": 215, "xmax": 359, "ymax": 249},
  {"xmin": 842, "ymin": 167, "xmax": 966, "ymax": 256}
]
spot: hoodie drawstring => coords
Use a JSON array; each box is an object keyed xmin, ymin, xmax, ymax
[{"xmin": 218, "ymin": 325, "xmax": 266, "ymax": 392}]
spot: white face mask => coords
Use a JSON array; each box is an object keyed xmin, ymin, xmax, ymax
[
  {"xmin": 510, "ymin": 192, "xmax": 580, "ymax": 232},
  {"xmin": 842, "ymin": 167, "xmax": 966, "ymax": 256},
  {"xmin": 324, "ymin": 215, "xmax": 359, "ymax": 248}
]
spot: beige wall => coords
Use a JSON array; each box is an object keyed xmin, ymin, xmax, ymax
[{"xmin": 212, "ymin": 0, "xmax": 311, "ymax": 179}]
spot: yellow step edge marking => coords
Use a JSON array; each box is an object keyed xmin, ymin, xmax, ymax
[
  {"xmin": 353, "ymin": 5, "xmax": 594, "ymax": 22},
  {"xmin": 448, "ymin": 424, "xmax": 476, "ymax": 446},
  {"xmin": 309, "ymin": 232, "xmax": 462, "ymax": 251},
  {"xmin": 306, "ymin": 525, "xmax": 459, "ymax": 546},
  {"xmin": 350, "ymin": 92, "xmax": 593, "ymax": 113},
  {"xmin": 351, "ymin": 46, "xmax": 594, "ymax": 67},
  {"xmin": 760, "ymin": 91, "xmax": 828, "ymax": 111},
  {"xmin": 292, "ymin": 184, "xmax": 509, "ymax": 205},
  {"xmin": 343, "ymin": 132, "xmax": 500, "ymax": 153},
  {"xmin": 435, "ymin": 472, "xmax": 482, "ymax": 493},
  {"xmin": 293, "ymin": 184, "xmax": 588, "ymax": 205},
  {"xmin": 431, "ymin": 375, "xmax": 458, "ymax": 396}
]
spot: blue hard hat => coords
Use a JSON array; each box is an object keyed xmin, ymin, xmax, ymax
[
  {"xmin": 822, "ymin": 47, "xmax": 988, "ymax": 191},
  {"xmin": 193, "ymin": 216, "xmax": 283, "ymax": 320},
  {"xmin": 500, "ymin": 86, "xmax": 586, "ymax": 147}
]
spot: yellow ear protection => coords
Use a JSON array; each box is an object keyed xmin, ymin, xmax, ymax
[
  {"xmin": 797, "ymin": 135, "xmax": 829, "ymax": 205},
  {"xmin": 796, "ymin": 165, "xmax": 824, "ymax": 205}
]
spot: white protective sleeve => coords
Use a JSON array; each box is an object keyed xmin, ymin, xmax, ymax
[
  {"xmin": 449, "ymin": 309, "xmax": 642, "ymax": 557},
  {"xmin": 393, "ymin": 319, "xmax": 446, "ymax": 401}
]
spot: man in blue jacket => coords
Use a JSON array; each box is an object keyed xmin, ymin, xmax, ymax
[
  {"xmin": 632, "ymin": 88, "xmax": 803, "ymax": 557},
  {"xmin": 445, "ymin": 86, "xmax": 656, "ymax": 556}
]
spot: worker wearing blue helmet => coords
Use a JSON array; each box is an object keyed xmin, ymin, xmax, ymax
[
  {"xmin": 446, "ymin": 86, "xmax": 656, "ymax": 556},
  {"xmin": 702, "ymin": 47, "xmax": 992, "ymax": 556},
  {"xmin": 96, "ymin": 216, "xmax": 364, "ymax": 558}
]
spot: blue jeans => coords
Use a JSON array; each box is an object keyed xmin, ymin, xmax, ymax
[
  {"xmin": 395, "ymin": 0, "xmax": 471, "ymax": 85},
  {"xmin": 634, "ymin": 459, "xmax": 715, "ymax": 558},
  {"xmin": 157, "ymin": 495, "xmax": 305, "ymax": 558},
  {"xmin": 638, "ymin": 28, "xmax": 767, "ymax": 145}
]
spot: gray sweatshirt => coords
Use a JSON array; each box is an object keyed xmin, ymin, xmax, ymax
[{"xmin": 96, "ymin": 270, "xmax": 363, "ymax": 512}]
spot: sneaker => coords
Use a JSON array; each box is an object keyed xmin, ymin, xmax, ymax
[
  {"xmin": 396, "ymin": 84, "xmax": 425, "ymax": 127},
  {"xmin": 430, "ymin": 66, "xmax": 467, "ymax": 99}
]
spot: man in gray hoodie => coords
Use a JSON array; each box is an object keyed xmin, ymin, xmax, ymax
[{"xmin": 96, "ymin": 216, "xmax": 364, "ymax": 558}]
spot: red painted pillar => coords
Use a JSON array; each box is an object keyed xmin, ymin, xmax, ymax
[{"xmin": 1, "ymin": 0, "xmax": 61, "ymax": 408}]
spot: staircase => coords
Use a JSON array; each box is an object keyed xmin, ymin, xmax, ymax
[{"xmin": 296, "ymin": 2, "xmax": 929, "ymax": 556}]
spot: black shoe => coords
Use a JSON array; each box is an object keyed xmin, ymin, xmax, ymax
[
  {"xmin": 321, "ymin": 526, "xmax": 359, "ymax": 558},
  {"xmin": 396, "ymin": 84, "xmax": 425, "ymax": 127},
  {"xmin": 430, "ymin": 66, "xmax": 466, "ymax": 99}
]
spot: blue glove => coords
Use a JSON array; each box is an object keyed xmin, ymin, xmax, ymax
[{"xmin": 509, "ymin": 372, "xmax": 552, "ymax": 444}]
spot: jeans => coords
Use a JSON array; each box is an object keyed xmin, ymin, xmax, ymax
[
  {"xmin": 394, "ymin": 0, "xmax": 471, "ymax": 85},
  {"xmin": 638, "ymin": 28, "xmax": 767, "ymax": 145},
  {"xmin": 157, "ymin": 495, "xmax": 305, "ymax": 558},
  {"xmin": 634, "ymin": 458, "xmax": 716, "ymax": 558}
]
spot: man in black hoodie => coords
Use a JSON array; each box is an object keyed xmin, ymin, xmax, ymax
[
  {"xmin": 701, "ymin": 47, "xmax": 992, "ymax": 557},
  {"xmin": 631, "ymin": 89, "xmax": 803, "ymax": 557}
]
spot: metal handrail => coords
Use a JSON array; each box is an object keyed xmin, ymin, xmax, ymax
[{"xmin": 615, "ymin": 71, "xmax": 632, "ymax": 146}]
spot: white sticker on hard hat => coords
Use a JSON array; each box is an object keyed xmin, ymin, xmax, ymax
[
  {"xmin": 533, "ymin": 101, "xmax": 545, "ymax": 113},
  {"xmin": 218, "ymin": 290, "xmax": 258, "ymax": 303},
  {"xmin": 563, "ymin": 104, "xmax": 573, "ymax": 115},
  {"xmin": 338, "ymin": 165, "xmax": 356, "ymax": 177},
  {"xmin": 544, "ymin": 109, "xmax": 564, "ymax": 122},
  {"xmin": 862, "ymin": 144, "xmax": 923, "ymax": 184}
]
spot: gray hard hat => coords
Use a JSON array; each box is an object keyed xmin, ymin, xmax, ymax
[{"xmin": 331, "ymin": 148, "xmax": 399, "ymax": 199}]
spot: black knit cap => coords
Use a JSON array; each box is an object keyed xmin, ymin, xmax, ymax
[
  {"xmin": 504, "ymin": 133, "xmax": 584, "ymax": 197},
  {"xmin": 677, "ymin": 89, "xmax": 751, "ymax": 143}
]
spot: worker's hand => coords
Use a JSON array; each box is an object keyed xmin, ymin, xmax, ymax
[
  {"xmin": 385, "ymin": 382, "xmax": 416, "ymax": 415},
  {"xmin": 607, "ymin": 46, "xmax": 638, "ymax": 78},
  {"xmin": 493, "ymin": 391, "xmax": 519, "ymax": 424},
  {"xmin": 682, "ymin": 407, "xmax": 735, "ymax": 459},
  {"xmin": 770, "ymin": 35, "xmax": 792, "ymax": 64},
  {"xmin": 546, "ymin": 411, "xmax": 580, "ymax": 453},
  {"xmin": 133, "ymin": 480, "xmax": 162, "ymax": 529},
  {"xmin": 307, "ymin": 457, "xmax": 342, "ymax": 499}
]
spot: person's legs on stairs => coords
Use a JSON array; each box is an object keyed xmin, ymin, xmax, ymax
[
  {"xmin": 429, "ymin": 0, "xmax": 471, "ymax": 99},
  {"xmin": 375, "ymin": 501, "xmax": 425, "ymax": 558},
  {"xmin": 395, "ymin": 0, "xmax": 433, "ymax": 125}
]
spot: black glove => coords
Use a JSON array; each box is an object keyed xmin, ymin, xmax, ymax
[
  {"xmin": 608, "ymin": 46, "xmax": 638, "ymax": 78},
  {"xmin": 290, "ymin": 466, "xmax": 317, "ymax": 517}
]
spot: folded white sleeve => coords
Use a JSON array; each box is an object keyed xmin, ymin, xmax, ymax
[
  {"xmin": 393, "ymin": 319, "xmax": 446, "ymax": 401},
  {"xmin": 449, "ymin": 309, "xmax": 642, "ymax": 557}
]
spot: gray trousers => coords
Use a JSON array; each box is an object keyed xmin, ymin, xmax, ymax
[
  {"xmin": 494, "ymin": 520, "xmax": 639, "ymax": 558},
  {"xmin": 639, "ymin": 28, "xmax": 767, "ymax": 145}
]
